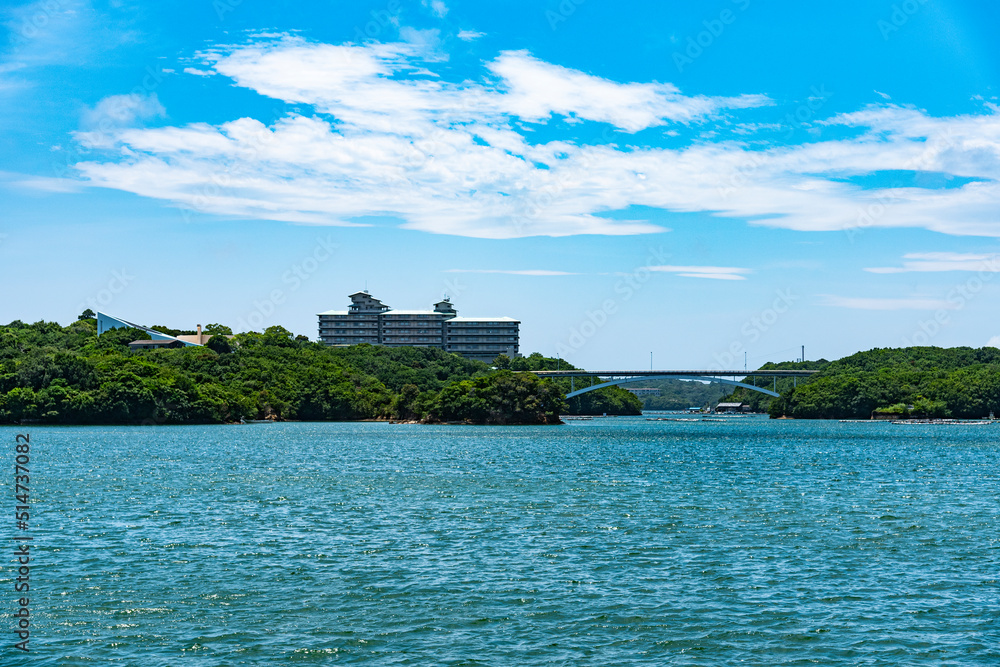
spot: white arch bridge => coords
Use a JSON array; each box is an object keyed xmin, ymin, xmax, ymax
[{"xmin": 530, "ymin": 369, "xmax": 818, "ymax": 399}]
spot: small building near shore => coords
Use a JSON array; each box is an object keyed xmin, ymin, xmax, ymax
[{"xmin": 715, "ymin": 402, "xmax": 749, "ymax": 413}]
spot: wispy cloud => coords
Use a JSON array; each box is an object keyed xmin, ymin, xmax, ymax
[
  {"xmin": 456, "ymin": 29, "xmax": 485, "ymax": 42},
  {"xmin": 488, "ymin": 51, "xmax": 770, "ymax": 131},
  {"xmin": 61, "ymin": 35, "xmax": 1000, "ymax": 240},
  {"xmin": 2, "ymin": 0, "xmax": 87, "ymax": 69},
  {"xmin": 865, "ymin": 252, "xmax": 1000, "ymax": 273},
  {"xmin": 819, "ymin": 295, "xmax": 959, "ymax": 310},
  {"xmin": 423, "ymin": 0, "xmax": 448, "ymax": 18},
  {"xmin": 647, "ymin": 265, "xmax": 751, "ymax": 281},
  {"xmin": 80, "ymin": 93, "xmax": 165, "ymax": 128},
  {"xmin": 8, "ymin": 175, "xmax": 86, "ymax": 193},
  {"xmin": 445, "ymin": 269, "xmax": 579, "ymax": 276},
  {"xmin": 69, "ymin": 35, "xmax": 767, "ymax": 238}
]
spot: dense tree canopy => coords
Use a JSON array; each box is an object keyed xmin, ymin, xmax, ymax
[
  {"xmin": 0, "ymin": 320, "xmax": 635, "ymax": 425},
  {"xmin": 428, "ymin": 370, "xmax": 566, "ymax": 425},
  {"xmin": 503, "ymin": 352, "xmax": 643, "ymax": 415},
  {"xmin": 762, "ymin": 348, "xmax": 1000, "ymax": 419}
]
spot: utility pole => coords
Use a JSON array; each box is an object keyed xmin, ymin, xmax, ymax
[
  {"xmin": 744, "ymin": 351, "xmax": 747, "ymax": 372},
  {"xmin": 802, "ymin": 345, "xmax": 805, "ymax": 364}
]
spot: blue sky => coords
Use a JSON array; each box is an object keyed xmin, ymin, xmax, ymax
[{"xmin": 2, "ymin": 0, "xmax": 1000, "ymax": 369}]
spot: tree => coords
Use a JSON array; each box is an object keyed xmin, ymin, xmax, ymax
[
  {"xmin": 429, "ymin": 371, "xmax": 567, "ymax": 424},
  {"xmin": 263, "ymin": 326, "xmax": 295, "ymax": 347},
  {"xmin": 493, "ymin": 354, "xmax": 512, "ymax": 370},
  {"xmin": 79, "ymin": 309, "xmax": 96, "ymax": 320},
  {"xmin": 392, "ymin": 383, "xmax": 424, "ymax": 420},
  {"xmin": 150, "ymin": 325, "xmax": 195, "ymax": 336},
  {"xmin": 204, "ymin": 323, "xmax": 233, "ymax": 336},
  {"xmin": 206, "ymin": 335, "xmax": 232, "ymax": 354}
]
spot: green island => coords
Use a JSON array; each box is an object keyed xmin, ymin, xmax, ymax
[
  {"xmin": 5, "ymin": 317, "xmax": 1000, "ymax": 424},
  {"xmin": 0, "ymin": 317, "xmax": 641, "ymax": 426},
  {"xmin": 720, "ymin": 346, "xmax": 1000, "ymax": 420}
]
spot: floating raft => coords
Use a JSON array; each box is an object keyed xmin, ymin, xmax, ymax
[
  {"xmin": 839, "ymin": 419, "xmax": 996, "ymax": 425},
  {"xmin": 892, "ymin": 420, "xmax": 996, "ymax": 426}
]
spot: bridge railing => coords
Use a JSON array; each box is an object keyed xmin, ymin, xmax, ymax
[{"xmin": 531, "ymin": 369, "xmax": 818, "ymax": 378}]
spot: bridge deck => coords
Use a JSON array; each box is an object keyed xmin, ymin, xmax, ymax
[{"xmin": 532, "ymin": 369, "xmax": 818, "ymax": 378}]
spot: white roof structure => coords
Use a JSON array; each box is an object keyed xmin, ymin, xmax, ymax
[
  {"xmin": 382, "ymin": 310, "xmax": 443, "ymax": 316},
  {"xmin": 447, "ymin": 317, "xmax": 520, "ymax": 323}
]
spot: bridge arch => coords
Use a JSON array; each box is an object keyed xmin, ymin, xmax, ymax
[{"xmin": 565, "ymin": 374, "xmax": 779, "ymax": 399}]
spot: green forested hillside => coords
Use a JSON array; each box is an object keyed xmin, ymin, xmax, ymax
[
  {"xmin": 632, "ymin": 378, "xmax": 735, "ymax": 411},
  {"xmin": 764, "ymin": 348, "xmax": 1000, "ymax": 419},
  {"xmin": 718, "ymin": 360, "xmax": 830, "ymax": 413},
  {"xmin": 497, "ymin": 352, "xmax": 644, "ymax": 415},
  {"xmin": 0, "ymin": 319, "xmax": 638, "ymax": 425}
]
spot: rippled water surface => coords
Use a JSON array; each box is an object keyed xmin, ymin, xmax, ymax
[{"xmin": 5, "ymin": 416, "xmax": 1000, "ymax": 665}]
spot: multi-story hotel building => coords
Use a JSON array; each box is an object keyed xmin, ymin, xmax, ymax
[{"xmin": 318, "ymin": 292, "xmax": 520, "ymax": 363}]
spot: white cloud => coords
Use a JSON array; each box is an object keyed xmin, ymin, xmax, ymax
[
  {"xmin": 489, "ymin": 51, "xmax": 770, "ymax": 132},
  {"xmin": 445, "ymin": 269, "xmax": 578, "ymax": 276},
  {"xmin": 81, "ymin": 93, "xmax": 165, "ymax": 128},
  {"xmin": 865, "ymin": 252, "xmax": 1000, "ymax": 273},
  {"xmin": 423, "ymin": 0, "xmax": 448, "ymax": 17},
  {"xmin": 184, "ymin": 67, "xmax": 214, "ymax": 76},
  {"xmin": 988, "ymin": 335, "xmax": 1000, "ymax": 348},
  {"xmin": 12, "ymin": 175, "xmax": 86, "ymax": 193},
  {"xmin": 647, "ymin": 265, "xmax": 751, "ymax": 281},
  {"xmin": 61, "ymin": 36, "xmax": 1000, "ymax": 240},
  {"xmin": 457, "ymin": 29, "xmax": 485, "ymax": 42},
  {"xmin": 2, "ymin": 0, "xmax": 87, "ymax": 69},
  {"xmin": 820, "ymin": 295, "xmax": 959, "ymax": 310}
]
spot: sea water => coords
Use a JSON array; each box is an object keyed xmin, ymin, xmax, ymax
[{"xmin": 3, "ymin": 416, "xmax": 999, "ymax": 665}]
